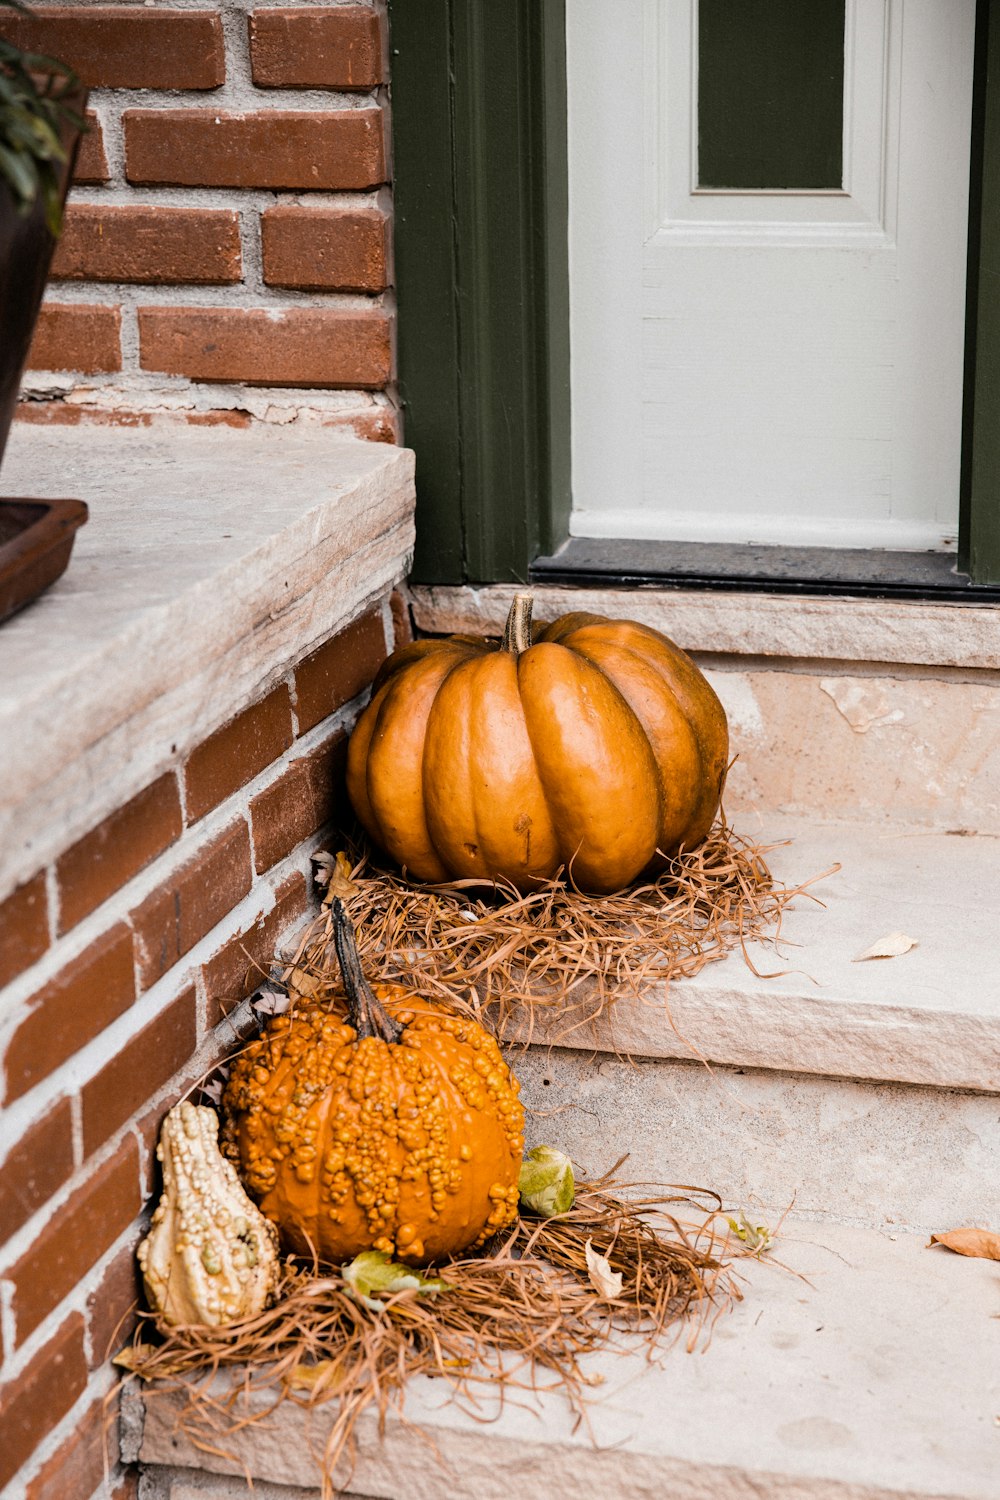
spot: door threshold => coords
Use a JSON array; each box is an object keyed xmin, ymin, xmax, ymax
[{"xmin": 530, "ymin": 538, "xmax": 1000, "ymax": 603}]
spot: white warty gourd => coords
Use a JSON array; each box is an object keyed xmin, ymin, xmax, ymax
[{"xmin": 138, "ymin": 1101, "xmax": 280, "ymax": 1326}]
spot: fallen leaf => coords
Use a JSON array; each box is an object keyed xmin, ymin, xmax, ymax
[
  {"xmin": 928, "ymin": 1228, "xmax": 1000, "ymax": 1261},
  {"xmin": 287, "ymin": 1359, "xmax": 339, "ymax": 1391},
  {"xmin": 113, "ymin": 1343, "xmax": 158, "ymax": 1372},
  {"xmin": 519, "ymin": 1144, "xmax": 576, "ymax": 1217},
  {"xmin": 325, "ymin": 851, "xmax": 361, "ymax": 906},
  {"xmin": 342, "ymin": 1250, "xmax": 449, "ymax": 1312},
  {"xmin": 851, "ymin": 931, "xmax": 917, "ymax": 962},
  {"xmin": 584, "ymin": 1239, "xmax": 623, "ymax": 1299},
  {"xmin": 726, "ymin": 1211, "xmax": 775, "ymax": 1255}
]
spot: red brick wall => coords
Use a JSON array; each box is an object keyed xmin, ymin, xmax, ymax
[
  {"xmin": 0, "ymin": 594, "xmax": 410, "ymax": 1499},
  {"xmin": 3, "ymin": 2, "xmax": 396, "ymax": 440}
]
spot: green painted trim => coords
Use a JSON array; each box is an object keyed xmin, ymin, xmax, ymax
[
  {"xmin": 389, "ymin": 0, "xmax": 570, "ymax": 585},
  {"xmin": 963, "ymin": 0, "xmax": 1000, "ymax": 584}
]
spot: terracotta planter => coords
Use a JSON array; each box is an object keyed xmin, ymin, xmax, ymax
[{"xmin": 0, "ymin": 91, "xmax": 89, "ymax": 622}]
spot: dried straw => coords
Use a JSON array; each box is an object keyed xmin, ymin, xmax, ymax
[
  {"xmin": 282, "ymin": 819, "xmax": 834, "ymax": 1047},
  {"xmin": 118, "ymin": 1169, "xmax": 738, "ymax": 1495}
]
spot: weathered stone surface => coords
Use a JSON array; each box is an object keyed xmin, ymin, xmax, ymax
[
  {"xmin": 0, "ymin": 425, "xmax": 414, "ymax": 903},
  {"xmin": 409, "ymin": 582, "xmax": 1000, "ymax": 671},
  {"xmin": 518, "ymin": 1052, "xmax": 1000, "ymax": 1233},
  {"xmin": 710, "ymin": 669, "xmax": 1000, "ymax": 834},
  {"xmin": 136, "ymin": 1221, "xmax": 1000, "ymax": 1499},
  {"xmin": 505, "ymin": 819, "xmax": 1000, "ymax": 1095}
]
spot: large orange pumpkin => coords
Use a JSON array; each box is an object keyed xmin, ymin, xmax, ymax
[
  {"xmin": 346, "ymin": 594, "xmax": 728, "ymax": 894},
  {"xmin": 221, "ymin": 900, "xmax": 524, "ymax": 1266}
]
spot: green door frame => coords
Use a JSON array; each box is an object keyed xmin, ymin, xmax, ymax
[
  {"xmin": 391, "ymin": 0, "xmax": 1000, "ymax": 588},
  {"xmin": 389, "ymin": 0, "xmax": 570, "ymax": 585}
]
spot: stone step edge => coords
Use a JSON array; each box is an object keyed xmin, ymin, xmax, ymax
[
  {"xmin": 127, "ymin": 1218, "xmax": 999, "ymax": 1500},
  {"xmin": 503, "ymin": 978, "xmax": 1000, "ymax": 1095}
]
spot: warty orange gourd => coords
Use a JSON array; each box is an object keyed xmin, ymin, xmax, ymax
[
  {"xmin": 346, "ymin": 593, "xmax": 729, "ymax": 894},
  {"xmin": 221, "ymin": 900, "xmax": 524, "ymax": 1265}
]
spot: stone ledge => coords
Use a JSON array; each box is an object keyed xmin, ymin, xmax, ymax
[
  {"xmin": 409, "ymin": 583, "xmax": 1000, "ymax": 671},
  {"xmin": 509, "ymin": 818, "xmax": 1000, "ymax": 1095},
  {"xmin": 0, "ymin": 423, "xmax": 415, "ymax": 903},
  {"xmin": 132, "ymin": 1219, "xmax": 999, "ymax": 1499}
]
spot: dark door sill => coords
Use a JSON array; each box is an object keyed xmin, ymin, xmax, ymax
[{"xmin": 530, "ymin": 538, "xmax": 1000, "ymax": 603}]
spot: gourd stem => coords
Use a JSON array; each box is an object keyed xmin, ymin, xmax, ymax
[
  {"xmin": 331, "ymin": 898, "xmax": 402, "ymax": 1044},
  {"xmin": 501, "ymin": 592, "xmax": 534, "ymax": 656}
]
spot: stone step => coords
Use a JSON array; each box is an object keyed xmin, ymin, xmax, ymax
[
  {"xmin": 508, "ymin": 817, "xmax": 1000, "ymax": 1232},
  {"xmin": 515, "ymin": 1050, "xmax": 1000, "ymax": 1235},
  {"xmin": 508, "ymin": 816, "xmax": 1000, "ymax": 1096},
  {"xmin": 133, "ymin": 1218, "xmax": 1000, "ymax": 1500}
]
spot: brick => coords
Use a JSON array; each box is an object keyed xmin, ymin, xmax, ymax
[
  {"xmin": 125, "ymin": 108, "xmax": 386, "ymax": 191},
  {"xmin": 249, "ymin": 6, "xmax": 384, "ymax": 89},
  {"xmin": 294, "ymin": 607, "xmax": 387, "ymax": 733},
  {"xmin": 0, "ymin": 871, "xmax": 49, "ymax": 988},
  {"xmin": 3, "ymin": 924, "xmax": 135, "ymax": 1104},
  {"xmin": 8, "ymin": 1136, "xmax": 140, "ymax": 1346},
  {"xmin": 130, "ymin": 820, "xmax": 252, "ymax": 989},
  {"xmin": 261, "ymin": 204, "xmax": 387, "ymax": 292},
  {"xmin": 203, "ymin": 871, "xmax": 309, "ymax": 1025},
  {"xmin": 87, "ymin": 1239, "xmax": 141, "ymax": 1370},
  {"xmin": 183, "ymin": 685, "xmax": 294, "ymax": 825},
  {"xmin": 24, "ymin": 1399, "xmax": 119, "ymax": 1500},
  {"xmin": 0, "ymin": 1315, "xmax": 87, "ymax": 1491},
  {"xmin": 13, "ymin": 402, "xmax": 154, "ymax": 430},
  {"xmin": 81, "ymin": 988, "xmax": 197, "ymax": 1156},
  {"xmin": 391, "ymin": 590, "xmax": 413, "ymax": 648},
  {"xmin": 250, "ymin": 733, "xmax": 347, "ymax": 875},
  {"xmin": 138, "ymin": 306, "xmax": 391, "ymax": 389},
  {"xmin": 0, "ymin": 1099, "xmax": 75, "ymax": 1247},
  {"xmin": 56, "ymin": 773, "xmax": 183, "ymax": 934},
  {"xmin": 27, "ymin": 303, "xmax": 121, "ymax": 374},
  {"xmin": 0, "ymin": 7, "xmax": 225, "ymax": 89},
  {"xmin": 345, "ymin": 403, "xmax": 400, "ymax": 443},
  {"xmin": 52, "ymin": 205, "xmax": 242, "ymax": 286},
  {"xmin": 74, "ymin": 112, "xmax": 109, "ymax": 185}
]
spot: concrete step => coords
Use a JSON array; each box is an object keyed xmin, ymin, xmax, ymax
[
  {"xmin": 509, "ymin": 817, "xmax": 1000, "ymax": 1232},
  {"xmin": 516, "ymin": 1050, "xmax": 1000, "ymax": 1235},
  {"xmin": 133, "ymin": 1218, "xmax": 1000, "ymax": 1500},
  {"xmin": 510, "ymin": 817, "xmax": 1000, "ymax": 1095}
]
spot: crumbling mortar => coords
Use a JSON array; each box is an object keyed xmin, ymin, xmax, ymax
[{"xmin": 40, "ymin": 279, "xmax": 385, "ymax": 313}]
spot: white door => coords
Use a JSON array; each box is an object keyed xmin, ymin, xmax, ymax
[{"xmin": 567, "ymin": 0, "xmax": 977, "ymax": 551}]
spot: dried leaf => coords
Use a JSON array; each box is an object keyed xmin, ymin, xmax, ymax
[
  {"xmin": 519, "ymin": 1145, "xmax": 576, "ymax": 1217},
  {"xmin": 584, "ymin": 1238, "xmax": 623, "ymax": 1299},
  {"xmin": 342, "ymin": 1250, "xmax": 449, "ymax": 1311},
  {"xmin": 852, "ymin": 931, "xmax": 917, "ymax": 962},
  {"xmin": 726, "ymin": 1211, "xmax": 775, "ymax": 1255},
  {"xmin": 113, "ymin": 1342, "xmax": 158, "ymax": 1371},
  {"xmin": 318, "ymin": 850, "xmax": 361, "ymax": 907},
  {"xmin": 928, "ymin": 1228, "xmax": 1000, "ymax": 1261},
  {"xmin": 287, "ymin": 1359, "xmax": 339, "ymax": 1391}
]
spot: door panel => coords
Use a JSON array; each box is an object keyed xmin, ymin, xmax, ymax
[{"xmin": 567, "ymin": 0, "xmax": 976, "ymax": 550}]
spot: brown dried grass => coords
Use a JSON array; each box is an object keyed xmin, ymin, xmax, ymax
[
  {"xmin": 118, "ymin": 1169, "xmax": 737, "ymax": 1495},
  {"xmin": 283, "ymin": 819, "xmax": 834, "ymax": 1047}
]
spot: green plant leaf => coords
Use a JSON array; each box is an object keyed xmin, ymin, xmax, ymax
[
  {"xmin": 0, "ymin": 10, "xmax": 82, "ymax": 223},
  {"xmin": 518, "ymin": 1144, "xmax": 576, "ymax": 1217},
  {"xmin": 0, "ymin": 138, "xmax": 37, "ymax": 208},
  {"xmin": 342, "ymin": 1250, "xmax": 450, "ymax": 1312}
]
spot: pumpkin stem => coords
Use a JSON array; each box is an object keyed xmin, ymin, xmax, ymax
[
  {"xmin": 330, "ymin": 898, "xmax": 403, "ymax": 1045},
  {"xmin": 502, "ymin": 592, "xmax": 534, "ymax": 656}
]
